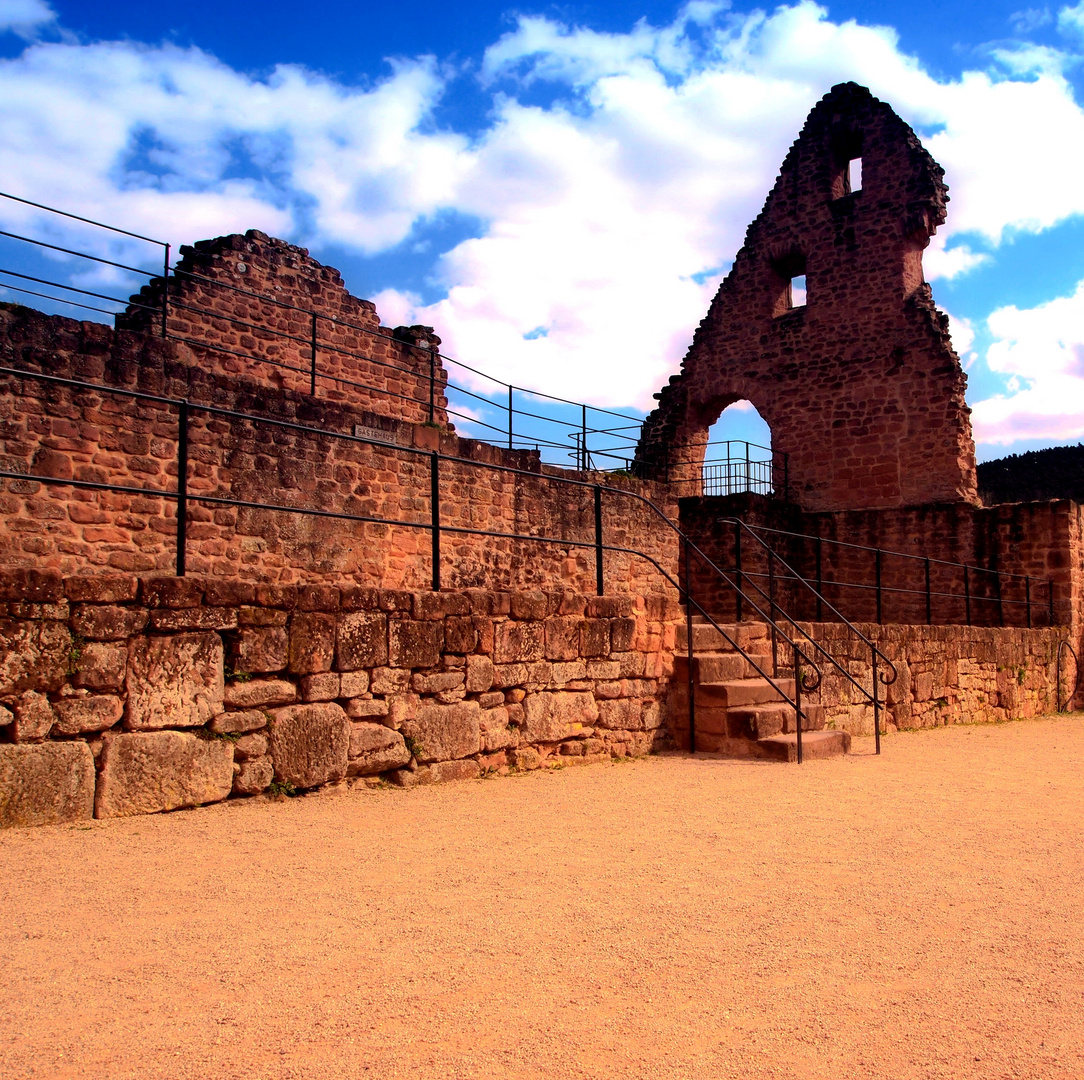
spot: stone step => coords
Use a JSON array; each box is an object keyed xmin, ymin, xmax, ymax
[
  {"xmin": 675, "ymin": 621, "xmax": 771, "ymax": 652},
  {"xmin": 727, "ymin": 702, "xmax": 826, "ymax": 740},
  {"xmin": 755, "ymin": 729, "xmax": 851, "ymax": 762},
  {"xmin": 696, "ymin": 677, "xmax": 794, "ymax": 709},
  {"xmin": 672, "ymin": 651, "xmax": 772, "ymax": 683}
]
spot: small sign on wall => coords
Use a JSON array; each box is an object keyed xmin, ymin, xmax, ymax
[{"xmin": 354, "ymin": 424, "xmax": 405, "ymax": 446}]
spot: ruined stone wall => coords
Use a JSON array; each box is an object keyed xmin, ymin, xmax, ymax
[
  {"xmin": 117, "ymin": 231, "xmax": 448, "ymax": 423},
  {"xmin": 636, "ymin": 83, "xmax": 978, "ymax": 512},
  {"xmin": 679, "ymin": 495, "xmax": 1082, "ymax": 638},
  {"xmin": 804, "ymin": 622, "xmax": 1066, "ymax": 736},
  {"xmin": 0, "ymin": 570, "xmax": 679, "ymax": 827},
  {"xmin": 0, "ymin": 304, "xmax": 679, "ymax": 594}
]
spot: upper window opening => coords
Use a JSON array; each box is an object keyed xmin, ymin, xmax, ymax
[
  {"xmin": 789, "ymin": 274, "xmax": 807, "ymax": 308},
  {"xmin": 847, "ymin": 156, "xmax": 862, "ymax": 194}
]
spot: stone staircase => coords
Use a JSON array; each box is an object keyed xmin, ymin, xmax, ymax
[{"xmin": 670, "ymin": 617, "xmax": 851, "ymax": 761}]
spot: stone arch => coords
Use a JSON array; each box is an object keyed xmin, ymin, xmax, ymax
[{"xmin": 702, "ymin": 399, "xmax": 776, "ymax": 497}]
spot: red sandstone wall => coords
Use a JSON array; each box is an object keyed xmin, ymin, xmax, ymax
[
  {"xmin": 636, "ymin": 83, "xmax": 978, "ymax": 512},
  {"xmin": 0, "ymin": 304, "xmax": 679, "ymax": 595},
  {"xmin": 117, "ymin": 230, "xmax": 448, "ymax": 422}
]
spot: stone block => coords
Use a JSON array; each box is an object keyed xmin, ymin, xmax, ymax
[
  {"xmin": 233, "ymin": 758, "xmax": 273, "ymax": 796},
  {"xmin": 204, "ymin": 580, "xmax": 256, "ymax": 607},
  {"xmin": 401, "ymin": 700, "xmax": 481, "ymax": 763},
  {"xmin": 544, "ymin": 617, "xmax": 581, "ymax": 661},
  {"xmin": 53, "ymin": 694, "xmax": 123, "ymax": 735},
  {"xmin": 412, "ymin": 671, "xmax": 464, "ymax": 694},
  {"xmin": 71, "ymin": 604, "xmax": 148, "ymax": 641},
  {"xmin": 339, "ymin": 670, "xmax": 369, "ymax": 697},
  {"xmin": 444, "ymin": 616, "xmax": 478, "ymax": 655},
  {"xmin": 596, "ymin": 698, "xmax": 644, "ymax": 730},
  {"xmin": 345, "ymin": 698, "xmax": 390, "ymax": 719},
  {"xmin": 64, "ymin": 575, "xmax": 138, "ymax": 603},
  {"xmin": 301, "ymin": 672, "xmax": 340, "ymax": 702},
  {"xmin": 480, "ymin": 706, "xmax": 515, "ymax": 751},
  {"xmin": 580, "ymin": 619, "xmax": 610, "ymax": 657},
  {"xmin": 493, "ymin": 663, "xmax": 528, "ymax": 689},
  {"xmin": 428, "ymin": 759, "xmax": 481, "ymax": 783},
  {"xmin": 268, "ymin": 702, "xmax": 351, "ymax": 789},
  {"xmin": 140, "ymin": 577, "xmax": 204, "ymax": 609},
  {"xmin": 510, "ymin": 591, "xmax": 548, "ymax": 620},
  {"xmin": 522, "ymin": 691, "xmax": 599, "ymax": 742},
  {"xmin": 0, "ymin": 568, "xmax": 63, "ymax": 603},
  {"xmin": 233, "ymin": 627, "xmax": 288, "ymax": 673},
  {"xmin": 298, "ymin": 585, "xmax": 340, "ymax": 612},
  {"xmin": 494, "ymin": 621, "xmax": 545, "ymax": 663},
  {"xmin": 223, "ymin": 678, "xmax": 297, "ymax": 709},
  {"xmin": 371, "ymin": 667, "xmax": 410, "ymax": 695},
  {"xmin": 465, "ymin": 655, "xmax": 495, "ymax": 693},
  {"xmin": 0, "ymin": 743, "xmax": 95, "ymax": 827},
  {"xmin": 0, "ymin": 619, "xmax": 70, "ymax": 695},
  {"xmin": 336, "ymin": 611, "xmax": 387, "ymax": 670},
  {"xmin": 125, "ymin": 633, "xmax": 224, "ymax": 731},
  {"xmin": 233, "ymin": 732, "xmax": 269, "ymax": 760},
  {"xmin": 347, "ymin": 722, "xmax": 411, "ymax": 775},
  {"xmin": 210, "ymin": 709, "xmax": 268, "ymax": 734},
  {"xmin": 551, "ymin": 661, "xmax": 587, "ymax": 684},
  {"xmin": 150, "ymin": 608, "xmax": 237, "ymax": 631},
  {"xmin": 611, "ymin": 618, "xmax": 637, "ymax": 652},
  {"xmin": 72, "ymin": 642, "xmax": 127, "ymax": 691},
  {"xmin": 95, "ymin": 731, "xmax": 234, "ymax": 818},
  {"xmin": 508, "ymin": 746, "xmax": 542, "ymax": 771},
  {"xmin": 289, "ymin": 613, "xmax": 336, "ymax": 674},
  {"xmin": 388, "ymin": 619, "xmax": 443, "ymax": 668},
  {"xmin": 239, "ymin": 605, "xmax": 288, "ymax": 627},
  {"xmin": 11, "ymin": 690, "xmax": 55, "ymax": 741}
]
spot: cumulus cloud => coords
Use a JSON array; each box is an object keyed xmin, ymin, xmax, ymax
[
  {"xmin": 4, "ymin": 0, "xmax": 1084, "ymax": 427},
  {"xmin": 0, "ymin": 0, "xmax": 55, "ymax": 36},
  {"xmin": 971, "ymin": 282, "xmax": 1084, "ymax": 444}
]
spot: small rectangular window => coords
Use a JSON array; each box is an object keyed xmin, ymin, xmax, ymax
[
  {"xmin": 790, "ymin": 275, "xmax": 806, "ymax": 308},
  {"xmin": 848, "ymin": 156, "xmax": 862, "ymax": 193}
]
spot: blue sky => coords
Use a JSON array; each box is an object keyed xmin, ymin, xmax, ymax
[{"xmin": 2, "ymin": 0, "xmax": 1084, "ymax": 462}]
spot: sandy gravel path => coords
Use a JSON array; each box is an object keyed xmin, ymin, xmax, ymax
[{"xmin": 2, "ymin": 715, "xmax": 1083, "ymax": 1080}]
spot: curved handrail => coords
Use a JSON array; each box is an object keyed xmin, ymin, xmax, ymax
[{"xmin": 1057, "ymin": 640, "xmax": 1079, "ymax": 712}]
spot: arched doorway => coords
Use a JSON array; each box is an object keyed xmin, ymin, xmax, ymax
[{"xmin": 702, "ymin": 401, "xmax": 775, "ymax": 496}]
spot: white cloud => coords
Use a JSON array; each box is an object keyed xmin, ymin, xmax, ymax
[
  {"xmin": 0, "ymin": 0, "xmax": 54, "ymax": 36},
  {"xmin": 4, "ymin": 1, "xmax": 1084, "ymax": 424},
  {"xmin": 1057, "ymin": 1, "xmax": 1084, "ymax": 38},
  {"xmin": 971, "ymin": 281, "xmax": 1084, "ymax": 444}
]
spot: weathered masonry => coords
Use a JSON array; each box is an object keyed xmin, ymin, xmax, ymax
[
  {"xmin": 0, "ymin": 83, "xmax": 1080, "ymax": 827},
  {"xmin": 636, "ymin": 82, "xmax": 978, "ymax": 512}
]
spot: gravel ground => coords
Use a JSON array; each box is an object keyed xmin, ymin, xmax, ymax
[{"xmin": 2, "ymin": 714, "xmax": 1083, "ymax": 1080}]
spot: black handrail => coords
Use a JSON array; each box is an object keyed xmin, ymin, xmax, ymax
[
  {"xmin": 0, "ymin": 362, "xmax": 825, "ymax": 756},
  {"xmin": 1057, "ymin": 640, "xmax": 1079, "ymax": 713}
]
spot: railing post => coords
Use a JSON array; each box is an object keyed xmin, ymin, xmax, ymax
[
  {"xmin": 175, "ymin": 400, "xmax": 188, "ymax": 577},
  {"xmin": 964, "ymin": 564, "xmax": 971, "ymax": 626},
  {"xmin": 744, "ymin": 441, "xmax": 751, "ymax": 493},
  {"xmin": 310, "ymin": 311, "xmax": 318, "ymax": 396},
  {"xmin": 815, "ymin": 536, "xmax": 823, "ymax": 622},
  {"xmin": 1025, "ymin": 576, "xmax": 1032, "ymax": 629},
  {"xmin": 160, "ymin": 242, "xmax": 170, "ymax": 339},
  {"xmin": 872, "ymin": 646, "xmax": 881, "ymax": 756},
  {"xmin": 996, "ymin": 569, "xmax": 1004, "ymax": 627},
  {"xmin": 593, "ymin": 485, "xmax": 604, "ymax": 596},
  {"xmin": 683, "ymin": 536, "xmax": 696, "ymax": 754},
  {"xmin": 581, "ymin": 404, "xmax": 587, "ymax": 470},
  {"xmin": 428, "ymin": 349, "xmax": 435, "ymax": 424},
  {"xmin": 430, "ymin": 451, "xmax": 440, "ymax": 591},
  {"xmin": 508, "ymin": 384, "xmax": 513, "ymax": 450},
  {"xmin": 768, "ymin": 550, "xmax": 778, "ymax": 675},
  {"xmin": 793, "ymin": 642, "xmax": 803, "ymax": 764},
  {"xmin": 875, "ymin": 548, "xmax": 883, "ymax": 624},
  {"xmin": 734, "ymin": 520, "xmax": 743, "ymax": 622},
  {"xmin": 925, "ymin": 557, "xmax": 932, "ymax": 626}
]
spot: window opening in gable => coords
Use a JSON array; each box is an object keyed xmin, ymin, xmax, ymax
[
  {"xmin": 847, "ymin": 156, "xmax": 862, "ymax": 194},
  {"xmin": 789, "ymin": 274, "xmax": 806, "ymax": 308}
]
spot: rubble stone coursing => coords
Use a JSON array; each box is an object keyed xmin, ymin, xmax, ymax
[
  {"xmin": 636, "ymin": 83, "xmax": 979, "ymax": 511},
  {"xmin": 117, "ymin": 229, "xmax": 449, "ymax": 422},
  {"xmin": 0, "ymin": 302, "xmax": 677, "ymax": 592},
  {"xmin": 0, "ymin": 569, "xmax": 679, "ymax": 827}
]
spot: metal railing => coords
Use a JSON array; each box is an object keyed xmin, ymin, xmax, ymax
[
  {"xmin": 1057, "ymin": 641, "xmax": 1079, "ymax": 712},
  {"xmin": 723, "ymin": 523, "xmax": 1058, "ymax": 630},
  {"xmin": 0, "ymin": 362, "xmax": 887, "ymax": 761},
  {"xmin": 0, "ymin": 191, "xmax": 794, "ymax": 492}
]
